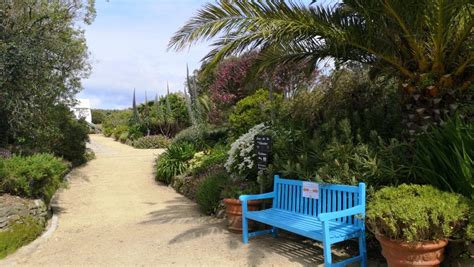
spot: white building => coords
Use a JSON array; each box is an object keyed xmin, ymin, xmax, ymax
[{"xmin": 71, "ymin": 98, "xmax": 92, "ymax": 124}]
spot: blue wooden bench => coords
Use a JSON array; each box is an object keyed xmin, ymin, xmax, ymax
[{"xmin": 239, "ymin": 175, "xmax": 367, "ymax": 267}]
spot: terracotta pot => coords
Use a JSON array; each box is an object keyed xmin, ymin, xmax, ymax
[
  {"xmin": 376, "ymin": 235, "xmax": 448, "ymax": 267},
  {"xmin": 223, "ymin": 198, "xmax": 262, "ymax": 233}
]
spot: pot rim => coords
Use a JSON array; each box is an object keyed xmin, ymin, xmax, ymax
[
  {"xmin": 223, "ymin": 198, "xmax": 263, "ymax": 205},
  {"xmin": 376, "ymin": 234, "xmax": 448, "ymax": 250}
]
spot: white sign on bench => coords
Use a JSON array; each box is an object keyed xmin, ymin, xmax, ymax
[{"xmin": 302, "ymin": 182, "xmax": 319, "ymax": 199}]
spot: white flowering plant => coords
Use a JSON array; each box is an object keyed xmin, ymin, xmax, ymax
[{"xmin": 224, "ymin": 123, "xmax": 268, "ymax": 179}]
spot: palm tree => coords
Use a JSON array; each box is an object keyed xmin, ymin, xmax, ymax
[{"xmin": 169, "ymin": 0, "xmax": 473, "ymax": 135}]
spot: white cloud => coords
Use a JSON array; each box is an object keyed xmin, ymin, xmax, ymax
[{"xmin": 80, "ymin": 0, "xmax": 211, "ymax": 109}]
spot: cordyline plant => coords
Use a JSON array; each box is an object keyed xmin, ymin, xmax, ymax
[{"xmin": 169, "ymin": 0, "xmax": 473, "ymax": 136}]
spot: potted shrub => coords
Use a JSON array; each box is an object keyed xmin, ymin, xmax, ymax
[
  {"xmin": 222, "ymin": 179, "xmax": 260, "ymax": 233},
  {"xmin": 366, "ymin": 184, "xmax": 470, "ymax": 266}
]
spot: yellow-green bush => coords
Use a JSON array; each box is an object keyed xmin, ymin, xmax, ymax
[
  {"xmin": 229, "ymin": 88, "xmax": 282, "ymax": 139},
  {"xmin": 366, "ymin": 184, "xmax": 470, "ymax": 242}
]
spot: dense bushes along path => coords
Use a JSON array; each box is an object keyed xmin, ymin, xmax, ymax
[{"xmin": 2, "ymin": 134, "xmax": 339, "ymax": 266}]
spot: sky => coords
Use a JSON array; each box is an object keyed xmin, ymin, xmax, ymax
[
  {"xmin": 78, "ymin": 0, "xmax": 213, "ymax": 109},
  {"xmin": 78, "ymin": 0, "xmax": 334, "ymax": 110}
]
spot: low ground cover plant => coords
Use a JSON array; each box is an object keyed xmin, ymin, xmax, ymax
[
  {"xmin": 0, "ymin": 154, "xmax": 69, "ymax": 203},
  {"xmin": 0, "ymin": 216, "xmax": 45, "ymax": 259},
  {"xmin": 366, "ymin": 184, "xmax": 471, "ymax": 242}
]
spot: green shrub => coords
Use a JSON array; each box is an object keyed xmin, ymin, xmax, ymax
[
  {"xmin": 24, "ymin": 105, "xmax": 90, "ymax": 167},
  {"xmin": 0, "ymin": 216, "xmax": 45, "ymax": 259},
  {"xmin": 229, "ymin": 88, "xmax": 282, "ymax": 139},
  {"xmin": 91, "ymin": 109, "xmax": 107, "ymax": 124},
  {"xmin": 172, "ymin": 125, "xmax": 206, "ymax": 147},
  {"xmin": 271, "ymin": 119, "xmax": 411, "ymax": 187},
  {"xmin": 196, "ymin": 170, "xmax": 228, "ymax": 214},
  {"xmin": 119, "ymin": 131, "xmax": 129, "ymax": 143},
  {"xmin": 133, "ymin": 135, "xmax": 171, "ymax": 149},
  {"xmin": 102, "ymin": 110, "xmax": 132, "ymax": 138},
  {"xmin": 366, "ymin": 184, "xmax": 470, "ymax": 242},
  {"xmin": 189, "ymin": 145, "xmax": 228, "ymax": 176},
  {"xmin": 113, "ymin": 124, "xmax": 129, "ymax": 141},
  {"xmin": 1, "ymin": 154, "xmax": 69, "ymax": 203},
  {"xmin": 413, "ymin": 117, "xmax": 473, "ymax": 199},
  {"xmin": 155, "ymin": 142, "xmax": 196, "ymax": 184}
]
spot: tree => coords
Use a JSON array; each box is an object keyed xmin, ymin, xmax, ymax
[
  {"xmin": 0, "ymin": 0, "xmax": 95, "ymax": 146},
  {"xmin": 169, "ymin": 0, "xmax": 473, "ymax": 136}
]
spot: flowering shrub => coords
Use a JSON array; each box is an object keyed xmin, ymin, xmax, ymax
[{"xmin": 225, "ymin": 123, "xmax": 268, "ymax": 178}]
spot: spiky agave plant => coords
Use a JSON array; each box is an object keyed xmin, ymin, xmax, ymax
[{"xmin": 169, "ymin": 0, "xmax": 473, "ymax": 136}]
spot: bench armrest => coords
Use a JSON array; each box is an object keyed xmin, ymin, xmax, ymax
[
  {"xmin": 239, "ymin": 192, "xmax": 275, "ymax": 202},
  {"xmin": 318, "ymin": 205, "xmax": 365, "ymax": 221}
]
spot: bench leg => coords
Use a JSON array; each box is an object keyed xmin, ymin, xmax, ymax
[
  {"xmin": 323, "ymin": 241, "xmax": 332, "ymax": 266},
  {"xmin": 242, "ymin": 216, "xmax": 249, "ymax": 244},
  {"xmin": 359, "ymin": 232, "xmax": 367, "ymax": 267},
  {"xmin": 271, "ymin": 227, "xmax": 278, "ymax": 238}
]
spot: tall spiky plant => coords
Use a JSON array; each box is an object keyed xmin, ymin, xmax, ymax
[
  {"xmin": 185, "ymin": 64, "xmax": 204, "ymax": 126},
  {"xmin": 169, "ymin": 0, "xmax": 473, "ymax": 136},
  {"xmin": 130, "ymin": 88, "xmax": 140, "ymax": 125}
]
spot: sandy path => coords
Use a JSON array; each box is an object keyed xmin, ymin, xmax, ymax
[{"xmin": 6, "ymin": 135, "xmax": 329, "ymax": 266}]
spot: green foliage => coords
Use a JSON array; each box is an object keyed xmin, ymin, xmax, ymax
[
  {"xmin": 102, "ymin": 110, "xmax": 132, "ymax": 137},
  {"xmin": 46, "ymin": 105, "xmax": 90, "ymax": 166},
  {"xmin": 0, "ymin": 216, "xmax": 45, "ymax": 259},
  {"xmin": 229, "ymin": 88, "xmax": 282, "ymax": 138},
  {"xmin": 133, "ymin": 135, "xmax": 171, "ymax": 149},
  {"xmin": 282, "ymin": 67, "xmax": 403, "ymax": 140},
  {"xmin": 0, "ymin": 154, "xmax": 69, "ymax": 203},
  {"xmin": 272, "ymin": 119, "xmax": 411, "ymax": 187},
  {"xmin": 172, "ymin": 125, "xmax": 228, "ymax": 150},
  {"xmin": 196, "ymin": 170, "xmax": 228, "ymax": 214},
  {"xmin": 413, "ymin": 117, "xmax": 474, "ymax": 199},
  {"xmin": 188, "ymin": 146, "xmax": 228, "ymax": 176},
  {"xmin": 366, "ymin": 184, "xmax": 470, "ymax": 242},
  {"xmin": 222, "ymin": 178, "xmax": 259, "ymax": 199},
  {"xmin": 0, "ymin": 1, "xmax": 94, "ymax": 147},
  {"xmin": 119, "ymin": 131, "xmax": 129, "ymax": 143},
  {"xmin": 169, "ymin": 0, "xmax": 472, "ymax": 99},
  {"xmin": 91, "ymin": 109, "xmax": 107, "ymax": 124},
  {"xmin": 150, "ymin": 93, "xmax": 190, "ymax": 138},
  {"xmin": 112, "ymin": 125, "xmax": 129, "ymax": 141},
  {"xmin": 155, "ymin": 142, "xmax": 196, "ymax": 184},
  {"xmin": 172, "ymin": 125, "xmax": 206, "ymax": 147}
]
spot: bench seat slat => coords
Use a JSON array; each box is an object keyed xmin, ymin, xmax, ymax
[{"xmin": 246, "ymin": 209, "xmax": 361, "ymax": 241}]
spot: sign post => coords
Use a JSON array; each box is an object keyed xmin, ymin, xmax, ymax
[
  {"xmin": 254, "ymin": 135, "xmax": 272, "ymax": 172},
  {"xmin": 254, "ymin": 135, "xmax": 272, "ymax": 198}
]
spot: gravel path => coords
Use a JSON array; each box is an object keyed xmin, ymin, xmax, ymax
[{"xmin": 5, "ymin": 135, "xmax": 332, "ymax": 266}]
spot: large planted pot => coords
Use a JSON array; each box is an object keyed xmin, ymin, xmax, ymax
[
  {"xmin": 223, "ymin": 198, "xmax": 262, "ymax": 233},
  {"xmin": 376, "ymin": 235, "xmax": 448, "ymax": 267}
]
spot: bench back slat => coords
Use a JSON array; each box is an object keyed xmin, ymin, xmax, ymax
[{"xmin": 273, "ymin": 175, "xmax": 364, "ymax": 225}]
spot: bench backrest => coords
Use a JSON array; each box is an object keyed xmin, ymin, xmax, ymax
[{"xmin": 272, "ymin": 175, "xmax": 365, "ymax": 225}]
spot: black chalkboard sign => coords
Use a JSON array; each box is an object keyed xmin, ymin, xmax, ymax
[{"xmin": 255, "ymin": 135, "xmax": 272, "ymax": 171}]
